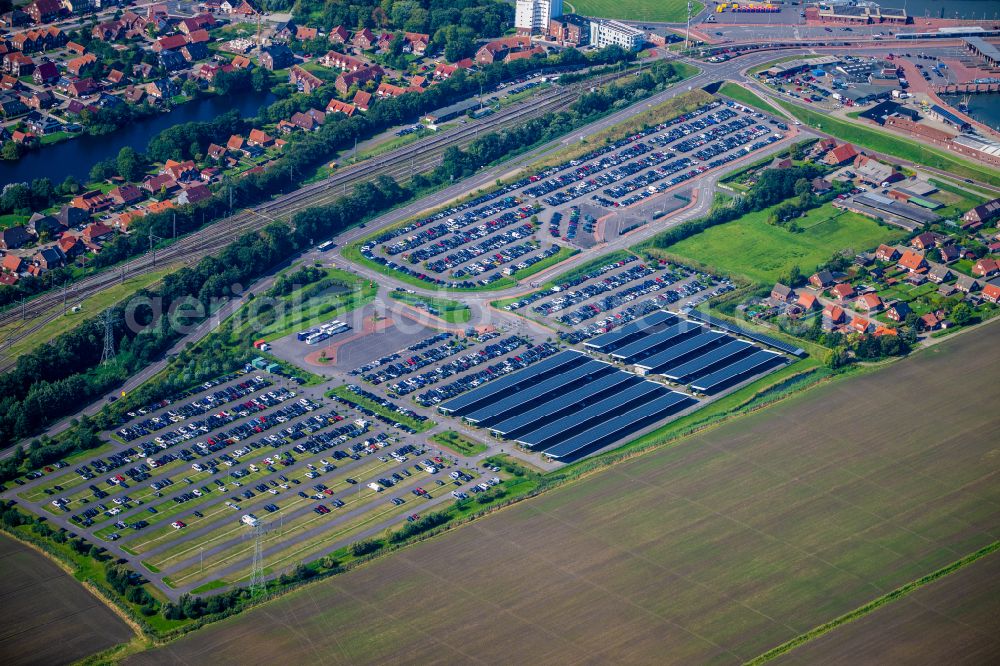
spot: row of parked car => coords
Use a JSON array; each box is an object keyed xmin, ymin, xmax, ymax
[
  {"xmin": 389, "ymin": 334, "xmax": 524, "ymax": 397},
  {"xmin": 416, "ymin": 342, "xmax": 559, "ymax": 407},
  {"xmin": 361, "ymin": 338, "xmax": 466, "ymax": 385}
]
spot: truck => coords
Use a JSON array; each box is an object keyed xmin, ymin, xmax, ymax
[
  {"xmin": 368, "ymin": 482, "xmax": 383, "ymax": 492},
  {"xmin": 241, "ymin": 513, "xmax": 259, "ymax": 527}
]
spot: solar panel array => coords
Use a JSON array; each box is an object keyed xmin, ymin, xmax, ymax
[
  {"xmin": 583, "ymin": 310, "xmax": 677, "ymax": 353},
  {"xmin": 439, "ymin": 348, "xmax": 696, "ymax": 459},
  {"xmin": 684, "ymin": 310, "xmax": 806, "ymax": 357}
]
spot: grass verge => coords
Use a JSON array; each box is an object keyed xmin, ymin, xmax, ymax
[{"xmin": 431, "ymin": 431, "xmax": 488, "ymax": 456}]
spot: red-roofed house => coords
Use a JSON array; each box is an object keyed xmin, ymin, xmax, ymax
[
  {"xmin": 329, "ymin": 25, "xmax": 349, "ymax": 43},
  {"xmin": 898, "ymin": 250, "xmax": 928, "ymax": 273},
  {"xmin": 247, "ymin": 128, "xmax": 273, "ymax": 147},
  {"xmin": 475, "ymin": 36, "xmax": 531, "ymax": 65},
  {"xmin": 108, "ymin": 184, "xmax": 144, "ymax": 207},
  {"xmin": 972, "ymin": 257, "xmax": 999, "ymax": 278},
  {"xmin": 71, "ymin": 190, "xmax": 110, "ymax": 213},
  {"xmin": 376, "ymin": 82, "xmax": 407, "ymax": 98},
  {"xmin": 289, "ymin": 65, "xmax": 322, "ymax": 94},
  {"xmin": 797, "ymin": 291, "xmax": 817, "ymax": 310},
  {"xmin": 874, "ymin": 244, "xmax": 899, "ymax": 262},
  {"xmin": 325, "ymin": 99, "xmax": 355, "ymax": 117},
  {"xmin": 353, "ymin": 90, "xmax": 372, "ymax": 111},
  {"xmin": 154, "ymin": 34, "xmax": 188, "ymax": 52},
  {"xmin": 352, "ymin": 28, "xmax": 375, "ymax": 50},
  {"xmin": 849, "ymin": 316, "xmax": 870, "ymax": 334},
  {"xmin": 823, "ymin": 303, "xmax": 846, "ymax": 324},
  {"xmin": 857, "ymin": 292, "xmax": 883, "ymax": 312},
  {"xmin": 982, "ymin": 280, "xmax": 1000, "ymax": 304},
  {"xmin": 830, "ymin": 283, "xmax": 855, "ymax": 301},
  {"xmin": 824, "ymin": 143, "xmax": 859, "ymax": 166},
  {"xmin": 82, "ymin": 221, "xmax": 113, "ymax": 243}
]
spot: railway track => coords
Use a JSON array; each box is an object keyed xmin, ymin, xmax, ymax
[{"xmin": 0, "ymin": 70, "xmax": 626, "ymax": 369}]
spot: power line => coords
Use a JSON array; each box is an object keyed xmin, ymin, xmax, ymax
[
  {"xmin": 248, "ymin": 522, "xmax": 265, "ymax": 597},
  {"xmin": 100, "ymin": 310, "xmax": 117, "ymax": 365}
]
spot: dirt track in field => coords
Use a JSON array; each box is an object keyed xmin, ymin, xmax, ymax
[
  {"xmin": 0, "ymin": 534, "xmax": 134, "ymax": 666},
  {"xmin": 775, "ymin": 549, "xmax": 1000, "ymax": 665},
  {"xmin": 129, "ymin": 322, "xmax": 1000, "ymax": 666}
]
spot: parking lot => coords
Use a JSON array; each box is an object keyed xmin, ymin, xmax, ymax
[{"xmin": 357, "ymin": 100, "xmax": 789, "ymax": 290}]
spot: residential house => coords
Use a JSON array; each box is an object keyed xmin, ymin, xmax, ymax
[
  {"xmin": 154, "ymin": 34, "xmax": 188, "ymax": 52},
  {"xmin": 852, "ymin": 154, "xmax": 899, "ymax": 186},
  {"xmin": 927, "ymin": 265, "xmax": 953, "ymax": 284},
  {"xmin": 962, "ymin": 198, "xmax": 1000, "ymax": 227},
  {"xmin": 857, "ymin": 292, "xmax": 883, "ymax": 312},
  {"xmin": 230, "ymin": 55, "xmax": 252, "ymax": 69},
  {"xmin": 66, "ymin": 41, "xmax": 85, "ymax": 55},
  {"xmin": 81, "ymin": 221, "xmax": 113, "ymax": 244},
  {"xmin": 328, "ymin": 25, "xmax": 349, "ymax": 43},
  {"xmin": 911, "ymin": 231, "xmax": 941, "ymax": 251},
  {"xmin": 176, "ymin": 184, "xmax": 211, "ymax": 205},
  {"xmin": 320, "ymin": 51, "xmax": 367, "ymax": 71},
  {"xmin": 822, "ymin": 303, "xmax": 846, "ymax": 325},
  {"xmin": 27, "ymin": 212, "xmax": 63, "ymax": 237},
  {"xmin": 403, "ymin": 32, "xmax": 429, "ymax": 54},
  {"xmin": 823, "ymin": 143, "xmax": 859, "ymax": 166},
  {"xmin": 260, "ymin": 44, "xmax": 293, "ymax": 71},
  {"xmin": 808, "ymin": 269, "xmax": 834, "ymax": 289},
  {"xmin": 226, "ymin": 134, "xmax": 245, "ymax": 152},
  {"xmin": 57, "ymin": 234, "xmax": 84, "ymax": 258},
  {"xmin": 146, "ymin": 78, "xmax": 176, "ymax": 100},
  {"xmin": 352, "ymin": 28, "xmax": 375, "ymax": 50},
  {"xmin": 33, "ymin": 246, "xmax": 65, "ymax": 270},
  {"xmin": 352, "ymin": 89, "xmax": 371, "ymax": 111},
  {"xmin": 186, "ymin": 29, "xmax": 211, "ymax": 45},
  {"xmin": 66, "ymin": 52, "xmax": 97, "ymax": 76},
  {"xmin": 325, "ymin": 99, "xmax": 355, "ymax": 117},
  {"xmin": 206, "ymin": 143, "xmax": 226, "ymax": 161},
  {"xmin": 289, "ymin": 108, "xmax": 325, "ymax": 131},
  {"xmin": 919, "ymin": 313, "xmax": 941, "ymax": 330},
  {"xmin": 770, "ymin": 283, "xmax": 794, "ymax": 302},
  {"xmin": 1, "ymin": 254, "xmax": 24, "ymax": 274},
  {"xmin": 0, "ymin": 272, "xmax": 18, "ymax": 286},
  {"xmin": 32, "ymin": 60, "xmax": 58, "ymax": 85},
  {"xmin": 159, "ymin": 49, "xmax": 186, "ymax": 70},
  {"xmin": 146, "ymin": 199, "xmax": 175, "ymax": 215},
  {"xmin": 476, "ymin": 36, "xmax": 530, "ymax": 65},
  {"xmin": 26, "ymin": 0, "xmax": 63, "ymax": 24},
  {"xmin": 897, "ymin": 250, "xmax": 927, "ymax": 273},
  {"xmin": 142, "ymin": 173, "xmax": 179, "ymax": 195},
  {"xmin": 25, "ymin": 89, "xmax": 55, "ymax": 109},
  {"xmin": 289, "ymin": 65, "xmax": 322, "ymax": 94},
  {"xmin": 163, "ymin": 159, "xmax": 199, "ymax": 182},
  {"xmin": 0, "ymin": 225, "xmax": 32, "ymax": 249},
  {"xmin": 982, "ymin": 279, "xmax": 1000, "ymax": 304},
  {"xmin": 54, "ymin": 204, "xmax": 88, "ymax": 228},
  {"xmin": 123, "ymin": 86, "xmax": 145, "ymax": 104},
  {"xmin": 108, "ymin": 184, "xmax": 144, "ymax": 207},
  {"xmin": 811, "ymin": 177, "xmax": 832, "ymax": 194},
  {"xmin": 972, "ymin": 257, "xmax": 999, "ymax": 278},
  {"xmin": 10, "ymin": 130, "xmax": 36, "ymax": 145},
  {"xmin": 180, "ymin": 42, "xmax": 209, "ymax": 62},
  {"xmin": 885, "ymin": 301, "xmax": 911, "ymax": 322},
  {"xmin": 247, "ymin": 128, "xmax": 273, "ymax": 147},
  {"xmin": 71, "ymin": 190, "xmax": 110, "ymax": 213},
  {"xmin": 797, "ymin": 291, "xmax": 817, "ymax": 311},
  {"xmin": 506, "ymin": 46, "xmax": 546, "ymax": 62},
  {"xmin": 376, "ymin": 82, "xmax": 407, "ymax": 98},
  {"xmin": 230, "ymin": 0, "xmax": 259, "ymax": 17},
  {"xmin": 113, "ymin": 209, "xmax": 145, "ymax": 233},
  {"xmin": 849, "ymin": 316, "xmax": 870, "ymax": 334},
  {"xmin": 66, "ymin": 78, "xmax": 98, "ymax": 97},
  {"xmin": 92, "ymin": 19, "xmax": 126, "ymax": 41},
  {"xmin": 955, "ymin": 275, "xmax": 981, "ymax": 293},
  {"xmin": 179, "ymin": 13, "xmax": 215, "ymax": 34},
  {"xmin": 939, "ymin": 244, "xmax": 960, "ymax": 264},
  {"xmin": 830, "ymin": 283, "xmax": 855, "ymax": 301},
  {"xmin": 335, "ymin": 65, "xmax": 382, "ymax": 95},
  {"xmin": 433, "ymin": 62, "xmax": 457, "ymax": 80},
  {"xmin": 4, "ymin": 52, "xmax": 34, "ymax": 76},
  {"xmin": 874, "ymin": 244, "xmax": 899, "ymax": 263}
]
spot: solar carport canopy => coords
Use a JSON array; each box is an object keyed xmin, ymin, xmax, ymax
[
  {"xmin": 489, "ymin": 370, "xmax": 638, "ymax": 437},
  {"xmin": 439, "ymin": 350, "xmax": 585, "ymax": 416},
  {"xmin": 634, "ymin": 330, "xmax": 725, "ymax": 374},
  {"xmin": 542, "ymin": 391, "xmax": 696, "ymax": 459},
  {"xmin": 515, "ymin": 380, "xmax": 668, "ymax": 449},
  {"xmin": 690, "ymin": 350, "xmax": 785, "ymax": 394},
  {"xmin": 610, "ymin": 321, "xmax": 703, "ymax": 364},
  {"xmin": 462, "ymin": 358, "xmax": 613, "ymax": 425},
  {"xmin": 583, "ymin": 310, "xmax": 677, "ymax": 353},
  {"xmin": 661, "ymin": 339, "xmax": 754, "ymax": 382}
]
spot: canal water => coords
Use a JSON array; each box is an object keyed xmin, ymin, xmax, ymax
[
  {"xmin": 901, "ymin": 0, "xmax": 1000, "ymax": 20},
  {"xmin": 1, "ymin": 89, "xmax": 276, "ymax": 187}
]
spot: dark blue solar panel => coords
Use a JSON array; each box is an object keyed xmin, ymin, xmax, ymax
[
  {"xmin": 661, "ymin": 339, "xmax": 753, "ymax": 381},
  {"xmin": 609, "ymin": 321, "xmax": 703, "ymax": 363},
  {"xmin": 685, "ymin": 311, "xmax": 806, "ymax": 356},
  {"xmin": 516, "ymin": 381, "xmax": 666, "ymax": 448},
  {"xmin": 634, "ymin": 331, "xmax": 725, "ymax": 372},
  {"xmin": 689, "ymin": 351, "xmax": 785, "ymax": 393},
  {"xmin": 463, "ymin": 359, "xmax": 613, "ymax": 424},
  {"xmin": 583, "ymin": 310, "xmax": 676, "ymax": 352},
  {"xmin": 439, "ymin": 350, "xmax": 584, "ymax": 415},
  {"xmin": 542, "ymin": 391, "xmax": 696, "ymax": 458}
]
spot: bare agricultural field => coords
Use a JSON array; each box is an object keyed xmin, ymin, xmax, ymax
[
  {"xmin": 0, "ymin": 534, "xmax": 134, "ymax": 666},
  {"xmin": 775, "ymin": 551, "xmax": 1000, "ymax": 666},
  {"xmin": 129, "ymin": 323, "xmax": 1000, "ymax": 666}
]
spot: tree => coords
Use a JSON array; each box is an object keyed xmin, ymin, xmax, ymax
[
  {"xmin": 1, "ymin": 141, "xmax": 23, "ymax": 161},
  {"xmin": 251, "ymin": 66, "xmax": 268, "ymax": 93},
  {"xmin": 950, "ymin": 302, "xmax": 973, "ymax": 326},
  {"xmin": 116, "ymin": 146, "xmax": 146, "ymax": 182}
]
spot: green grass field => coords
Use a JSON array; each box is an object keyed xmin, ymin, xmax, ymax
[
  {"xmin": 662, "ymin": 204, "xmax": 903, "ymax": 284},
  {"xmin": 718, "ymin": 82, "xmax": 782, "ymax": 117},
  {"xmin": 388, "ymin": 290, "xmax": 471, "ymax": 324},
  {"xmin": 777, "ymin": 100, "xmax": 1000, "ymax": 187},
  {"xmin": 430, "ymin": 431, "xmax": 488, "ymax": 456},
  {"xmin": 570, "ymin": 0, "xmax": 702, "ymax": 22}
]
